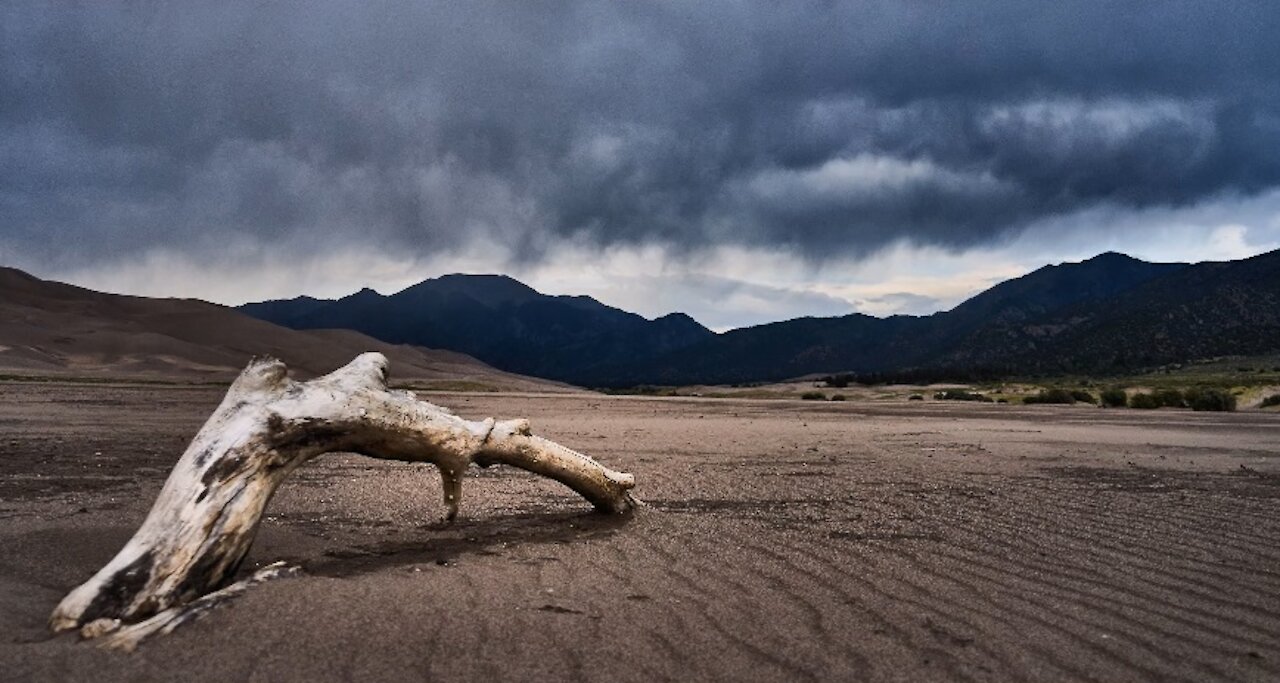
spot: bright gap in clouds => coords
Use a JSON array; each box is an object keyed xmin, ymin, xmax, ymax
[{"xmin": 22, "ymin": 189, "xmax": 1280, "ymax": 333}]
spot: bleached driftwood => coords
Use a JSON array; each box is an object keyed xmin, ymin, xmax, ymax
[{"xmin": 50, "ymin": 353, "xmax": 635, "ymax": 648}]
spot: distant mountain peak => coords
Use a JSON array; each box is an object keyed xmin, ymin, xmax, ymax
[
  {"xmin": 239, "ymin": 271, "xmax": 714, "ymax": 383},
  {"xmin": 397, "ymin": 273, "xmax": 541, "ymax": 307},
  {"xmin": 437, "ymin": 272, "xmax": 524, "ymax": 283},
  {"xmin": 1080, "ymin": 251, "xmax": 1142, "ymax": 264},
  {"xmin": 651, "ymin": 311, "xmax": 713, "ymax": 334},
  {"xmin": 335, "ymin": 287, "xmax": 383, "ymax": 304}
]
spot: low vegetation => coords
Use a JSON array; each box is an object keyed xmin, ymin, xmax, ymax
[
  {"xmin": 821, "ymin": 367, "xmax": 1010, "ymax": 387},
  {"xmin": 604, "ymin": 357, "xmax": 1270, "ymax": 411},
  {"xmin": 600, "ymin": 385, "xmax": 681, "ymax": 396},
  {"xmin": 1099, "ymin": 388, "xmax": 1128, "ymax": 407},
  {"xmin": 1129, "ymin": 388, "xmax": 1184, "ymax": 409},
  {"xmin": 1023, "ymin": 388, "xmax": 1095, "ymax": 405},
  {"xmin": 1183, "ymin": 387, "xmax": 1237, "ymax": 412},
  {"xmin": 933, "ymin": 389, "xmax": 993, "ymax": 402},
  {"xmin": 1129, "ymin": 393, "xmax": 1160, "ymax": 409},
  {"xmin": 822, "ymin": 374, "xmax": 852, "ymax": 388},
  {"xmin": 1129, "ymin": 387, "xmax": 1237, "ymax": 411}
]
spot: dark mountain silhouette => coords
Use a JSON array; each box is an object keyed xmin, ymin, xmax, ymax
[
  {"xmin": 0, "ymin": 267, "xmax": 572, "ymax": 391},
  {"xmin": 241, "ymin": 274, "xmax": 715, "ymax": 384},
  {"xmin": 241, "ymin": 250, "xmax": 1280, "ymax": 386},
  {"xmin": 934, "ymin": 249, "xmax": 1280, "ymax": 375},
  {"xmin": 936, "ymin": 251, "xmax": 1187, "ymax": 338},
  {"xmin": 590, "ymin": 252, "xmax": 1190, "ymax": 385}
]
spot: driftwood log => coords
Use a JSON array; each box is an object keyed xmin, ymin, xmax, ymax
[{"xmin": 50, "ymin": 353, "xmax": 635, "ymax": 649}]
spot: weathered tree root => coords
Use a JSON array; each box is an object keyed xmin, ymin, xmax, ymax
[
  {"xmin": 86, "ymin": 562, "xmax": 303, "ymax": 652},
  {"xmin": 50, "ymin": 353, "xmax": 635, "ymax": 644}
]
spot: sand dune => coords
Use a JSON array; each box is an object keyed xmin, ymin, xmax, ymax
[
  {"xmin": 0, "ymin": 385, "xmax": 1276, "ymax": 681},
  {"xmin": 0, "ymin": 267, "xmax": 572, "ymax": 391}
]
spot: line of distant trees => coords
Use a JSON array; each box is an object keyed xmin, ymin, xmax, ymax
[
  {"xmin": 821, "ymin": 370, "xmax": 1242, "ymax": 411},
  {"xmin": 820, "ymin": 366, "xmax": 1014, "ymax": 387}
]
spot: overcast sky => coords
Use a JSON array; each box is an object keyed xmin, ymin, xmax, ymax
[{"xmin": 4, "ymin": 2, "xmax": 1280, "ymax": 330}]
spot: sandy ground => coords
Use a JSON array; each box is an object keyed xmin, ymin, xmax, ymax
[{"xmin": 1, "ymin": 382, "xmax": 1278, "ymax": 682}]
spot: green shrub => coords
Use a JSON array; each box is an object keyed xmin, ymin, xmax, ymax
[
  {"xmin": 933, "ymin": 389, "xmax": 993, "ymax": 402},
  {"xmin": 1153, "ymin": 388, "xmax": 1184, "ymax": 408},
  {"xmin": 830, "ymin": 394, "xmax": 847, "ymax": 401},
  {"xmin": 1070, "ymin": 389, "xmax": 1097, "ymax": 404},
  {"xmin": 1099, "ymin": 388, "xmax": 1128, "ymax": 408},
  {"xmin": 1184, "ymin": 388, "xmax": 1236, "ymax": 412},
  {"xmin": 801, "ymin": 391, "xmax": 826, "ymax": 401},
  {"xmin": 1261, "ymin": 394, "xmax": 1280, "ymax": 408},
  {"xmin": 1023, "ymin": 388, "xmax": 1078, "ymax": 405},
  {"xmin": 1129, "ymin": 393, "xmax": 1160, "ymax": 409}
]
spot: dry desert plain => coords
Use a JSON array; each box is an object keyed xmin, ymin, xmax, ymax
[{"xmin": 1, "ymin": 380, "xmax": 1279, "ymax": 682}]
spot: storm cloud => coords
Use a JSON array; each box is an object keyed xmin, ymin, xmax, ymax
[{"xmin": 3, "ymin": 1, "xmax": 1280, "ymax": 272}]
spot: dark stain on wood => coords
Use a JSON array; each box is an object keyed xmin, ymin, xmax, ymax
[
  {"xmin": 192, "ymin": 445, "xmax": 215, "ymax": 468},
  {"xmin": 175, "ymin": 528, "xmax": 250, "ymax": 601},
  {"xmin": 267, "ymin": 416, "xmax": 349, "ymax": 452},
  {"xmin": 78, "ymin": 551, "xmax": 155, "ymax": 625},
  {"xmin": 201, "ymin": 451, "xmax": 248, "ymax": 488}
]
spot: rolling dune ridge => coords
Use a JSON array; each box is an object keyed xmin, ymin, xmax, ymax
[{"xmin": 0, "ymin": 267, "xmax": 572, "ymax": 392}]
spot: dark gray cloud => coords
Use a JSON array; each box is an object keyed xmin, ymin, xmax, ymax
[{"xmin": 3, "ymin": 1, "xmax": 1280, "ymax": 269}]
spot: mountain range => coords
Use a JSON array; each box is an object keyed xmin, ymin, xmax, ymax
[
  {"xmin": 241, "ymin": 274, "xmax": 714, "ymax": 384},
  {"xmin": 242, "ymin": 249, "xmax": 1280, "ymax": 386},
  {"xmin": 0, "ymin": 266, "xmax": 571, "ymax": 392}
]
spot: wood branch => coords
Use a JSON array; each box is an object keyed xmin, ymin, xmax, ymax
[{"xmin": 49, "ymin": 353, "xmax": 635, "ymax": 642}]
